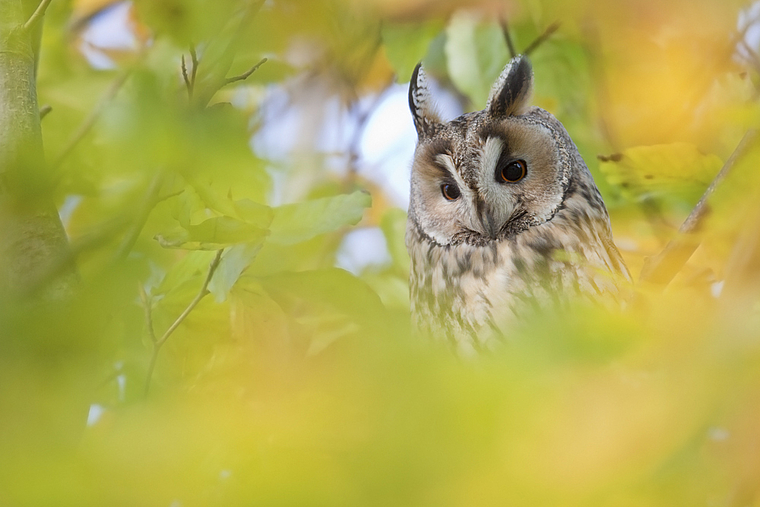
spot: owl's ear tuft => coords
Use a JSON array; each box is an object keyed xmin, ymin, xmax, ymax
[
  {"xmin": 486, "ymin": 55, "xmax": 533, "ymax": 117},
  {"xmin": 409, "ymin": 63, "xmax": 441, "ymax": 139}
]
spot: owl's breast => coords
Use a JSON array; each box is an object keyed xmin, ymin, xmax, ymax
[{"xmin": 407, "ymin": 215, "xmax": 629, "ymax": 354}]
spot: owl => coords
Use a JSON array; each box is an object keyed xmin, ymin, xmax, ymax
[{"xmin": 406, "ymin": 55, "xmax": 631, "ymax": 354}]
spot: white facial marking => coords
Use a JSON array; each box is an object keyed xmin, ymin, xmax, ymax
[{"xmin": 482, "ymin": 137, "xmax": 503, "ymax": 177}]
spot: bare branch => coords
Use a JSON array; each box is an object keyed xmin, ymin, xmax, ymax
[
  {"xmin": 185, "ymin": 45, "xmax": 200, "ymax": 99},
  {"xmin": 639, "ymin": 130, "xmax": 759, "ymax": 286},
  {"xmin": 499, "ymin": 17, "xmax": 517, "ymax": 59},
  {"xmin": 157, "ymin": 249, "xmax": 223, "ymax": 347},
  {"xmin": 223, "ymin": 57, "xmax": 267, "ymax": 87},
  {"xmin": 144, "ymin": 249, "xmax": 224, "ymax": 396},
  {"xmin": 524, "ymin": 22, "xmax": 560, "ymax": 56},
  {"xmin": 23, "ymin": 0, "xmax": 53, "ymax": 32},
  {"xmin": 52, "ymin": 69, "xmax": 131, "ymax": 170},
  {"xmin": 181, "ymin": 55, "xmax": 191, "ymax": 96},
  {"xmin": 189, "ymin": 46, "xmax": 199, "ymax": 83}
]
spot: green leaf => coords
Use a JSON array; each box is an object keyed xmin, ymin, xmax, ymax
[
  {"xmin": 156, "ymin": 216, "xmax": 269, "ymax": 250},
  {"xmin": 382, "ymin": 20, "xmax": 445, "ymax": 83},
  {"xmin": 153, "ymin": 250, "xmax": 216, "ymax": 296},
  {"xmin": 260, "ymin": 268, "xmax": 386, "ymax": 327},
  {"xmin": 186, "ymin": 177, "xmax": 273, "ymax": 225},
  {"xmin": 208, "ymin": 242, "xmax": 263, "ymax": 302},
  {"xmin": 233, "ymin": 198, "xmax": 273, "ymax": 229},
  {"xmin": 173, "ymin": 181, "xmax": 273, "ymax": 230},
  {"xmin": 598, "ymin": 143, "xmax": 722, "ymax": 203},
  {"xmin": 445, "ymin": 12, "xmax": 509, "ymax": 107},
  {"xmin": 268, "ymin": 191, "xmax": 371, "ymax": 245}
]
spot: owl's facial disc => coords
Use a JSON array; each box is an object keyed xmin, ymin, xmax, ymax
[{"xmin": 475, "ymin": 121, "xmax": 567, "ymax": 233}]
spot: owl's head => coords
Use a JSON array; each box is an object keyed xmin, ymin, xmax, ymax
[{"xmin": 408, "ymin": 55, "xmax": 580, "ymax": 247}]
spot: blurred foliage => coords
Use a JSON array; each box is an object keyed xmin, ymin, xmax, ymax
[{"xmin": 2, "ymin": 0, "xmax": 760, "ymax": 505}]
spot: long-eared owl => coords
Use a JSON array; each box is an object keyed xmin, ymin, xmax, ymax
[{"xmin": 406, "ymin": 55, "xmax": 631, "ymax": 354}]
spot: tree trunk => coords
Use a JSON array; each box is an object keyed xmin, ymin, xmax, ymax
[{"xmin": 0, "ymin": 0, "xmax": 75, "ymax": 299}]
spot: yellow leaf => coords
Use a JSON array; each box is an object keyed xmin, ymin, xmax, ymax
[{"xmin": 599, "ymin": 143, "xmax": 722, "ymax": 202}]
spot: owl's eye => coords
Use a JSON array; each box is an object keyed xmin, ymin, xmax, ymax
[
  {"xmin": 441, "ymin": 182, "xmax": 461, "ymax": 201},
  {"xmin": 499, "ymin": 159, "xmax": 527, "ymax": 183}
]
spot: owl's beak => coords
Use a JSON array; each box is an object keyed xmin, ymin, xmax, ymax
[
  {"xmin": 481, "ymin": 211, "xmax": 498, "ymax": 239},
  {"xmin": 474, "ymin": 196, "xmax": 499, "ymax": 239}
]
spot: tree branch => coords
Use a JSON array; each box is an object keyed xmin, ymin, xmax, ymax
[
  {"xmin": 524, "ymin": 22, "xmax": 560, "ymax": 56},
  {"xmin": 182, "ymin": 45, "xmax": 200, "ymax": 100},
  {"xmin": 181, "ymin": 54, "xmax": 191, "ymax": 96},
  {"xmin": 23, "ymin": 0, "xmax": 53, "ymax": 32},
  {"xmin": 222, "ymin": 57, "xmax": 267, "ymax": 87},
  {"xmin": 639, "ymin": 130, "xmax": 759, "ymax": 286},
  {"xmin": 499, "ymin": 17, "xmax": 517, "ymax": 59},
  {"xmin": 1, "ymin": 0, "xmax": 74, "ymax": 299},
  {"xmin": 189, "ymin": 45, "xmax": 199, "ymax": 89},
  {"xmin": 143, "ymin": 249, "xmax": 224, "ymax": 396},
  {"xmin": 156, "ymin": 249, "xmax": 223, "ymax": 348}
]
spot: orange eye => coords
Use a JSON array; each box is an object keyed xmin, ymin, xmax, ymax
[
  {"xmin": 441, "ymin": 183, "xmax": 461, "ymax": 201},
  {"xmin": 499, "ymin": 159, "xmax": 527, "ymax": 183}
]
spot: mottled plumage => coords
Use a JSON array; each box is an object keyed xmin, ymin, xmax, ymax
[{"xmin": 406, "ymin": 55, "xmax": 631, "ymax": 354}]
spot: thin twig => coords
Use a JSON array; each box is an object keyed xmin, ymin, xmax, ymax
[
  {"xmin": 39, "ymin": 104, "xmax": 52, "ymax": 120},
  {"xmin": 23, "ymin": 0, "xmax": 54, "ymax": 31},
  {"xmin": 222, "ymin": 57, "xmax": 267, "ymax": 87},
  {"xmin": 524, "ymin": 22, "xmax": 560, "ymax": 56},
  {"xmin": 186, "ymin": 45, "xmax": 199, "ymax": 99},
  {"xmin": 144, "ymin": 249, "xmax": 224, "ymax": 397},
  {"xmin": 181, "ymin": 55, "xmax": 191, "ymax": 97},
  {"xmin": 639, "ymin": 130, "xmax": 759, "ymax": 286},
  {"xmin": 157, "ymin": 250, "xmax": 223, "ymax": 347},
  {"xmin": 189, "ymin": 46, "xmax": 199, "ymax": 84},
  {"xmin": 190, "ymin": 1, "xmax": 265, "ymax": 106},
  {"xmin": 499, "ymin": 17, "xmax": 517, "ymax": 59},
  {"xmin": 52, "ymin": 68, "xmax": 131, "ymax": 170}
]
